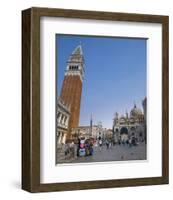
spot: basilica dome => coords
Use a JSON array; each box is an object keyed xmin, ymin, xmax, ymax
[
  {"xmin": 130, "ymin": 104, "xmax": 143, "ymax": 118},
  {"xmin": 120, "ymin": 114, "xmax": 125, "ymax": 119}
]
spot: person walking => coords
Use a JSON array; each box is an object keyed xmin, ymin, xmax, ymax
[
  {"xmin": 109, "ymin": 139, "xmax": 112, "ymax": 148},
  {"xmin": 99, "ymin": 139, "xmax": 102, "ymax": 151},
  {"xmin": 106, "ymin": 139, "xmax": 109, "ymax": 149}
]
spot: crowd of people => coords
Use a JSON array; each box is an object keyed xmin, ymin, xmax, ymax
[
  {"xmin": 77, "ymin": 137, "xmax": 94, "ymax": 157},
  {"xmin": 97, "ymin": 135, "xmax": 142, "ymax": 151},
  {"xmin": 62, "ymin": 134, "xmax": 144, "ymax": 160}
]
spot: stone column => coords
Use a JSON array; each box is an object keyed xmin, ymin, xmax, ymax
[
  {"xmin": 62, "ymin": 133, "xmax": 66, "ymax": 144},
  {"xmin": 58, "ymin": 113, "xmax": 62, "ymax": 123},
  {"xmin": 66, "ymin": 116, "xmax": 69, "ymax": 126},
  {"xmin": 58, "ymin": 132, "xmax": 62, "ymax": 144},
  {"xmin": 62, "ymin": 115, "xmax": 66, "ymax": 125}
]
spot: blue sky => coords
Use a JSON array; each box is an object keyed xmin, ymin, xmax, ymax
[{"xmin": 56, "ymin": 34, "xmax": 147, "ymax": 129}]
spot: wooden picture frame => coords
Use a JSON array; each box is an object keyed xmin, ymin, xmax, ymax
[{"xmin": 22, "ymin": 7, "xmax": 169, "ymax": 192}]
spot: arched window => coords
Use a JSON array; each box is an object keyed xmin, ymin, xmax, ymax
[
  {"xmin": 69, "ymin": 65, "xmax": 79, "ymax": 70},
  {"xmin": 120, "ymin": 127, "xmax": 128, "ymax": 135}
]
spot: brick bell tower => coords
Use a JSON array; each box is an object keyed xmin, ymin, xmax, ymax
[{"xmin": 60, "ymin": 44, "xmax": 85, "ymax": 140}]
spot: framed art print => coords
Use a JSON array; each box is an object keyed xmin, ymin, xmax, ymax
[{"xmin": 22, "ymin": 7, "xmax": 169, "ymax": 192}]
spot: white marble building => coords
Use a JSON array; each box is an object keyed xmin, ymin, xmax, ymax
[
  {"xmin": 71, "ymin": 121, "xmax": 106, "ymax": 140},
  {"xmin": 112, "ymin": 98, "xmax": 147, "ymax": 143},
  {"xmin": 57, "ymin": 98, "xmax": 71, "ymax": 144}
]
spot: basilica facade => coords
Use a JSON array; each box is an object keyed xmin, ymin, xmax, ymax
[{"xmin": 112, "ymin": 98, "xmax": 147, "ymax": 143}]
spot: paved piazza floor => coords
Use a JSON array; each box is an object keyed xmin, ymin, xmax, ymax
[{"xmin": 70, "ymin": 142, "xmax": 147, "ymax": 164}]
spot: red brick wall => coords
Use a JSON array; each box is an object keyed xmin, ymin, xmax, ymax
[{"xmin": 60, "ymin": 75, "xmax": 82, "ymax": 139}]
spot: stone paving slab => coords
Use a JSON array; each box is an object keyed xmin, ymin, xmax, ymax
[{"xmin": 70, "ymin": 142, "xmax": 147, "ymax": 164}]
